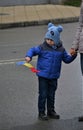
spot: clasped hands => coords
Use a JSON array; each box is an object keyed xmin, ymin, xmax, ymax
[{"xmin": 70, "ymin": 48, "xmax": 77, "ymax": 56}]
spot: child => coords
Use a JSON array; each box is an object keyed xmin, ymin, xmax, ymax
[{"xmin": 25, "ymin": 23, "xmax": 77, "ymax": 120}]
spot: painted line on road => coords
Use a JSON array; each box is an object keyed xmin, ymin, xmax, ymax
[
  {"xmin": 0, "ymin": 61, "xmax": 22, "ymax": 65},
  {"xmin": 0, "ymin": 57, "xmax": 37, "ymax": 65},
  {"xmin": 0, "ymin": 42, "xmax": 29, "ymax": 47},
  {"xmin": 0, "ymin": 58, "xmax": 24, "ymax": 65}
]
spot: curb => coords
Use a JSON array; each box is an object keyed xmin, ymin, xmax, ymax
[{"xmin": 0, "ymin": 17, "xmax": 79, "ymax": 29}]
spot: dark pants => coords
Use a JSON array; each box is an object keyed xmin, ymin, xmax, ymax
[
  {"xmin": 38, "ymin": 76, "xmax": 57, "ymax": 114},
  {"xmin": 80, "ymin": 53, "xmax": 83, "ymax": 75}
]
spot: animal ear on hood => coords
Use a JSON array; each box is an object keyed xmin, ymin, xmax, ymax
[
  {"xmin": 48, "ymin": 22, "xmax": 54, "ymax": 28},
  {"xmin": 47, "ymin": 22, "xmax": 57, "ymax": 31},
  {"xmin": 56, "ymin": 25, "xmax": 63, "ymax": 33}
]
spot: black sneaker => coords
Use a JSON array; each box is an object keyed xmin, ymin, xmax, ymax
[
  {"xmin": 78, "ymin": 116, "xmax": 83, "ymax": 122},
  {"xmin": 47, "ymin": 110, "xmax": 60, "ymax": 119},
  {"xmin": 38, "ymin": 113, "xmax": 48, "ymax": 120}
]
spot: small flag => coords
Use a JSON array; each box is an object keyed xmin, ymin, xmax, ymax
[{"xmin": 16, "ymin": 61, "xmax": 40, "ymax": 73}]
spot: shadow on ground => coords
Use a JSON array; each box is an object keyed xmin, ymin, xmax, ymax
[{"xmin": 9, "ymin": 118, "xmax": 83, "ymax": 130}]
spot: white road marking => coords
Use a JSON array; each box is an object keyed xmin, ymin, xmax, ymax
[
  {"xmin": 0, "ymin": 57, "xmax": 37, "ymax": 65},
  {"xmin": 0, "ymin": 58, "xmax": 24, "ymax": 65},
  {"xmin": 0, "ymin": 42, "xmax": 29, "ymax": 47}
]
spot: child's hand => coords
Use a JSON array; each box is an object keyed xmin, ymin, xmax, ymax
[
  {"xmin": 25, "ymin": 57, "xmax": 31, "ymax": 62},
  {"xmin": 70, "ymin": 48, "xmax": 77, "ymax": 56}
]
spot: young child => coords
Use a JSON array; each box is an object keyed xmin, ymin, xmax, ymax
[{"xmin": 25, "ymin": 23, "xmax": 77, "ymax": 120}]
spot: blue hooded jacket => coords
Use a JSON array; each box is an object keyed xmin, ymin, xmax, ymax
[{"xmin": 25, "ymin": 41, "xmax": 77, "ymax": 79}]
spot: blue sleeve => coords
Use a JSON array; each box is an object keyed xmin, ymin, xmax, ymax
[
  {"xmin": 25, "ymin": 45, "xmax": 41, "ymax": 58},
  {"xmin": 62, "ymin": 50, "xmax": 77, "ymax": 64}
]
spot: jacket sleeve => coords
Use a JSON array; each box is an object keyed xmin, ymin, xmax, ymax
[
  {"xmin": 62, "ymin": 50, "xmax": 77, "ymax": 64},
  {"xmin": 72, "ymin": 2, "xmax": 83, "ymax": 50},
  {"xmin": 25, "ymin": 45, "xmax": 41, "ymax": 58}
]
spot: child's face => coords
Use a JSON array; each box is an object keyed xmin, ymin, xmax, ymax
[{"xmin": 46, "ymin": 39, "xmax": 55, "ymax": 46}]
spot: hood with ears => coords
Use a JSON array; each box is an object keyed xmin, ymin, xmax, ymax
[{"xmin": 45, "ymin": 22, "xmax": 63, "ymax": 45}]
